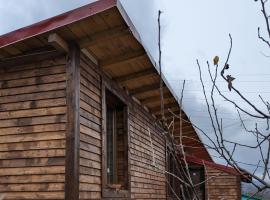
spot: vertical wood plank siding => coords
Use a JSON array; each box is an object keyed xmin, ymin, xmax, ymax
[
  {"xmin": 0, "ymin": 57, "xmax": 67, "ymax": 199},
  {"xmin": 205, "ymin": 166, "xmax": 241, "ymax": 200},
  {"xmin": 79, "ymin": 55, "xmax": 166, "ymax": 200}
]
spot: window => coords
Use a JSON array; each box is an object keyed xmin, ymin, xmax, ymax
[
  {"xmin": 190, "ymin": 167, "xmax": 205, "ymax": 200},
  {"xmin": 167, "ymin": 148, "xmax": 182, "ymax": 198},
  {"xmin": 166, "ymin": 147, "xmax": 205, "ymax": 199},
  {"xmin": 105, "ymin": 90, "xmax": 128, "ymax": 190}
]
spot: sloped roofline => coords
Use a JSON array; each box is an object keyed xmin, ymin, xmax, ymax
[
  {"xmin": 0, "ymin": 0, "xmax": 180, "ymax": 102},
  {"xmin": 186, "ymin": 155, "xmax": 251, "ymax": 182},
  {"xmin": 0, "ymin": 0, "xmax": 180, "ymax": 103},
  {"xmin": 0, "ymin": 0, "xmax": 212, "ymax": 161}
]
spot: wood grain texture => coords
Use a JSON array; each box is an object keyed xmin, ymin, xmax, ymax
[
  {"xmin": 79, "ymin": 54, "xmax": 166, "ymax": 200},
  {"xmin": 0, "ymin": 57, "xmax": 67, "ymax": 199},
  {"xmin": 205, "ymin": 166, "xmax": 241, "ymax": 200},
  {"xmin": 79, "ymin": 55, "xmax": 102, "ymax": 200},
  {"xmin": 65, "ymin": 42, "xmax": 80, "ymax": 200}
]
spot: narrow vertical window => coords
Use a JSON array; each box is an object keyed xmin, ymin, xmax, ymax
[
  {"xmin": 190, "ymin": 168, "xmax": 205, "ymax": 199},
  {"xmin": 105, "ymin": 90, "xmax": 128, "ymax": 190},
  {"xmin": 106, "ymin": 107, "xmax": 114, "ymax": 184}
]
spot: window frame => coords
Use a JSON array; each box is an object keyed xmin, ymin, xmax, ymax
[
  {"xmin": 189, "ymin": 166, "xmax": 205, "ymax": 200},
  {"xmin": 166, "ymin": 143, "xmax": 206, "ymax": 200},
  {"xmin": 101, "ymin": 80, "xmax": 130, "ymax": 198}
]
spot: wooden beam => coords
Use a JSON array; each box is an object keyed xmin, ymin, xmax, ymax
[
  {"xmin": 156, "ymin": 109, "xmax": 189, "ymax": 120},
  {"xmin": 0, "ymin": 49, "xmax": 62, "ymax": 68},
  {"xmin": 150, "ymin": 103, "xmax": 179, "ymax": 113},
  {"xmin": 65, "ymin": 41, "xmax": 80, "ymax": 200},
  {"xmin": 173, "ymin": 125, "xmax": 194, "ymax": 132},
  {"xmin": 129, "ymin": 83, "xmax": 160, "ymax": 96},
  {"xmin": 79, "ymin": 26, "xmax": 130, "ymax": 48},
  {"xmin": 48, "ymin": 33, "xmax": 69, "ymax": 52},
  {"xmin": 140, "ymin": 92, "xmax": 172, "ymax": 104},
  {"xmin": 101, "ymin": 50, "xmax": 146, "ymax": 70},
  {"xmin": 81, "ymin": 48, "xmax": 98, "ymax": 65},
  {"xmin": 115, "ymin": 68, "xmax": 155, "ymax": 83},
  {"xmin": 173, "ymin": 129, "xmax": 196, "ymax": 136},
  {"xmin": 173, "ymin": 120, "xmax": 191, "ymax": 125},
  {"xmin": 160, "ymin": 110, "xmax": 180, "ymax": 119},
  {"xmin": 154, "ymin": 107, "xmax": 180, "ymax": 117},
  {"xmin": 172, "ymin": 121, "xmax": 192, "ymax": 128}
]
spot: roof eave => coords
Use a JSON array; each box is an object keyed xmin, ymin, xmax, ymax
[{"xmin": 0, "ymin": 0, "xmax": 117, "ymax": 49}]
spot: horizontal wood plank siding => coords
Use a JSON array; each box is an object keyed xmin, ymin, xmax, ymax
[
  {"xmin": 129, "ymin": 106, "xmax": 166, "ymax": 200},
  {"xmin": 79, "ymin": 56, "xmax": 102, "ymax": 200},
  {"xmin": 78, "ymin": 55, "xmax": 167, "ymax": 200},
  {"xmin": 205, "ymin": 166, "xmax": 241, "ymax": 200},
  {"xmin": 0, "ymin": 58, "xmax": 67, "ymax": 199}
]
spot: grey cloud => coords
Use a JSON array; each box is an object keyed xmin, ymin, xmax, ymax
[{"xmin": 0, "ymin": 0, "xmax": 95, "ymax": 35}]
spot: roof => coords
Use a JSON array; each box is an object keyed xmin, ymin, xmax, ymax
[
  {"xmin": 186, "ymin": 155, "xmax": 251, "ymax": 182},
  {"xmin": 0, "ymin": 0, "xmax": 211, "ymax": 161},
  {"xmin": 0, "ymin": 0, "xmax": 117, "ymax": 49}
]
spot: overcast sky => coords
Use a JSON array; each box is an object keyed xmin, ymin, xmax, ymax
[{"xmin": 0, "ymin": 0, "xmax": 269, "ymax": 178}]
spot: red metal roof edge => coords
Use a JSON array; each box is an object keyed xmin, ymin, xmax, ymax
[
  {"xmin": 0, "ymin": 0, "xmax": 117, "ymax": 49},
  {"xmin": 186, "ymin": 155, "xmax": 240, "ymax": 176}
]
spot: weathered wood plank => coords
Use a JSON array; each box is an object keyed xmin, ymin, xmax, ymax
[
  {"xmin": 0, "ymin": 98, "xmax": 66, "ymax": 112},
  {"xmin": 65, "ymin": 42, "xmax": 80, "ymax": 200},
  {"xmin": 0, "ymin": 174, "xmax": 65, "ymax": 184},
  {"xmin": 0, "ymin": 115, "xmax": 66, "ymax": 128},
  {"xmin": 0, "ymin": 131, "xmax": 66, "ymax": 144},
  {"xmin": 0, "ymin": 123, "xmax": 66, "ymax": 136},
  {"xmin": 0, "ymin": 157, "xmax": 65, "ymax": 168},
  {"xmin": 0, "ymin": 64, "xmax": 65, "ymax": 81},
  {"xmin": 0, "ymin": 73, "xmax": 66, "ymax": 89},
  {"xmin": 0, "ymin": 90, "xmax": 66, "ymax": 104},
  {"xmin": 0, "ymin": 55, "xmax": 67, "ymax": 199},
  {"xmin": 0, "ymin": 81, "xmax": 66, "ymax": 97},
  {"xmin": 0, "ymin": 50, "xmax": 63, "ymax": 68},
  {"xmin": 0, "ymin": 140, "xmax": 65, "ymax": 151}
]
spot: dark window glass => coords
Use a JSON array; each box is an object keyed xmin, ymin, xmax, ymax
[
  {"xmin": 105, "ymin": 90, "xmax": 128, "ymax": 189},
  {"xmin": 166, "ymin": 147, "xmax": 205, "ymax": 199}
]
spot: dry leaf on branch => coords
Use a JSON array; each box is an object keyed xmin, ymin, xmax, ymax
[
  {"xmin": 213, "ymin": 56, "xmax": 219, "ymax": 65},
  {"xmin": 226, "ymin": 75, "xmax": 235, "ymax": 91}
]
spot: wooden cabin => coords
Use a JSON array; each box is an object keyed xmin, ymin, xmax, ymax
[{"xmin": 0, "ymin": 0, "xmax": 244, "ymax": 199}]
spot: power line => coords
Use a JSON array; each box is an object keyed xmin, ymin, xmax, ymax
[
  {"xmin": 165, "ymin": 73, "xmax": 270, "ymax": 77},
  {"xmin": 211, "ymin": 155, "xmax": 270, "ymax": 169},
  {"xmin": 180, "ymin": 90, "xmax": 270, "ymax": 94},
  {"xmin": 190, "ymin": 115, "xmax": 242, "ymax": 120},
  {"xmin": 169, "ymin": 80, "xmax": 270, "ymax": 83}
]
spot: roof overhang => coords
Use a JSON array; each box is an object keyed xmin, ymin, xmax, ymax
[{"xmin": 0, "ymin": 0, "xmax": 212, "ymax": 161}]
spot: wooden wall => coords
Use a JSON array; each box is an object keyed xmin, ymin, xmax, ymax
[
  {"xmin": 129, "ymin": 107, "xmax": 166, "ymax": 199},
  {"xmin": 205, "ymin": 166, "xmax": 241, "ymax": 200},
  {"xmin": 0, "ymin": 53, "xmax": 241, "ymax": 200},
  {"xmin": 79, "ymin": 56, "xmax": 102, "ymax": 200},
  {"xmin": 78, "ymin": 55, "xmax": 166, "ymax": 200},
  {"xmin": 0, "ymin": 58, "xmax": 67, "ymax": 199}
]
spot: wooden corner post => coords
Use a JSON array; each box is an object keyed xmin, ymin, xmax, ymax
[{"xmin": 65, "ymin": 41, "xmax": 80, "ymax": 200}]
